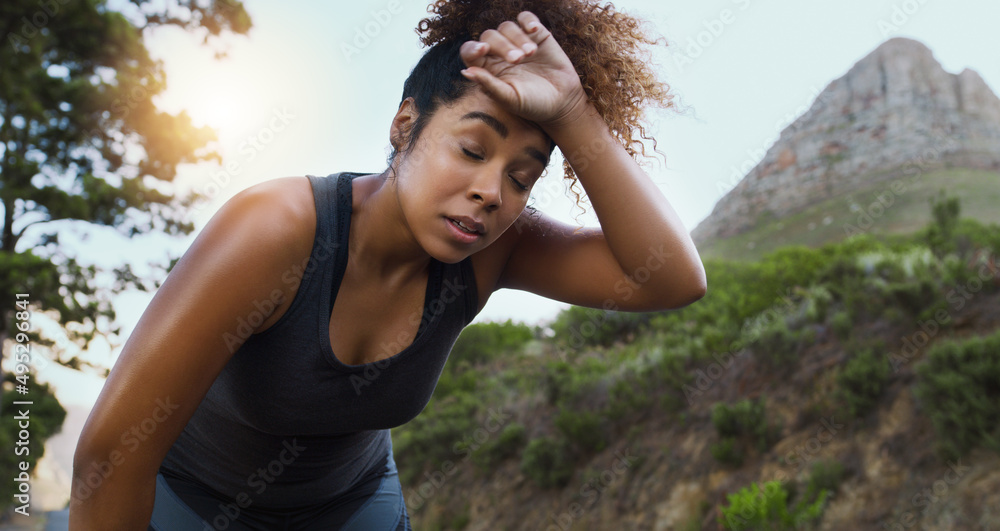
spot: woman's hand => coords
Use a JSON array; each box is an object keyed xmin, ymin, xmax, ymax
[{"xmin": 459, "ymin": 11, "xmax": 588, "ymax": 129}]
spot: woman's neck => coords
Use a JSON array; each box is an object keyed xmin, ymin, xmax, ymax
[{"xmin": 347, "ymin": 171, "xmax": 433, "ymax": 283}]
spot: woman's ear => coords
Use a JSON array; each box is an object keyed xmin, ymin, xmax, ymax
[{"xmin": 390, "ymin": 97, "xmax": 418, "ymax": 150}]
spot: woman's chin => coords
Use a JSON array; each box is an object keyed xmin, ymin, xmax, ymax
[{"xmin": 429, "ymin": 245, "xmax": 476, "ymax": 265}]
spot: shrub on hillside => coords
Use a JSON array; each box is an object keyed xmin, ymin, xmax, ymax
[
  {"xmin": 748, "ymin": 246, "xmax": 829, "ymax": 312},
  {"xmin": 450, "ymin": 319, "xmax": 533, "ymax": 366},
  {"xmin": 746, "ymin": 316, "xmax": 815, "ymax": 370},
  {"xmin": 836, "ymin": 345, "xmax": 890, "ymax": 418},
  {"xmin": 829, "ymin": 309, "xmax": 852, "ymax": 341},
  {"xmin": 915, "ymin": 329, "xmax": 1000, "ymax": 460},
  {"xmin": 801, "ymin": 286, "xmax": 833, "ymax": 324},
  {"xmin": 392, "ymin": 392, "xmax": 480, "ymax": 484},
  {"xmin": 816, "ymin": 251, "xmax": 877, "ymax": 321},
  {"xmin": 953, "ymin": 218, "xmax": 1000, "ymax": 262},
  {"xmin": 521, "ymin": 436, "xmax": 574, "ymax": 488},
  {"xmin": 710, "ymin": 398, "xmax": 781, "ymax": 467},
  {"xmin": 884, "ymin": 274, "xmax": 941, "ymax": 318},
  {"xmin": 924, "ymin": 190, "xmax": 960, "ymax": 257},
  {"xmin": 660, "ymin": 351, "xmax": 692, "ymax": 414},
  {"xmin": 710, "ymin": 436, "xmax": 743, "ymax": 467},
  {"xmin": 712, "ymin": 397, "xmax": 779, "ymax": 452},
  {"xmin": 555, "ymin": 409, "xmax": 607, "ymax": 453},
  {"xmin": 549, "ymin": 305, "xmax": 652, "ymax": 349},
  {"xmin": 718, "ymin": 480, "xmax": 828, "ymax": 531},
  {"xmin": 542, "ymin": 357, "xmax": 607, "ymax": 407},
  {"xmin": 473, "ymin": 422, "xmax": 527, "ymax": 471},
  {"xmin": 608, "ymin": 370, "xmax": 654, "ymax": 419}
]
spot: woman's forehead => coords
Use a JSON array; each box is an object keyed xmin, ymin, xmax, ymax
[{"xmin": 439, "ymin": 90, "xmax": 552, "ymax": 146}]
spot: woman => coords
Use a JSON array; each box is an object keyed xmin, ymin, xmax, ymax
[{"xmin": 71, "ymin": 1, "xmax": 706, "ymax": 529}]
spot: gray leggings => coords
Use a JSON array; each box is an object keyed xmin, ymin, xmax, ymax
[{"xmin": 148, "ymin": 454, "xmax": 410, "ymax": 530}]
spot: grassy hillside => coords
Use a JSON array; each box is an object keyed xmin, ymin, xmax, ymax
[
  {"xmin": 697, "ymin": 168, "xmax": 1000, "ymax": 262},
  {"xmin": 392, "ymin": 200, "xmax": 1000, "ymax": 530}
]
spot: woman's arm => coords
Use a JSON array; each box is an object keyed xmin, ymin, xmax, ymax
[
  {"xmin": 461, "ymin": 12, "xmax": 707, "ymax": 311},
  {"xmin": 501, "ymin": 102, "xmax": 707, "ymax": 311},
  {"xmin": 70, "ymin": 177, "xmax": 314, "ymax": 529}
]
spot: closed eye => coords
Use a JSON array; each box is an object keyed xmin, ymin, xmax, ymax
[
  {"xmin": 509, "ymin": 175, "xmax": 529, "ymax": 192},
  {"xmin": 461, "ymin": 146, "xmax": 530, "ymax": 191},
  {"xmin": 462, "ymin": 148, "xmax": 484, "ymax": 161}
]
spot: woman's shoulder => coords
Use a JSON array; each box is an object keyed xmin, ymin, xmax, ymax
[
  {"xmin": 239, "ymin": 175, "xmax": 315, "ymax": 221},
  {"xmin": 242, "ymin": 175, "xmax": 314, "ymax": 207},
  {"xmin": 229, "ymin": 176, "xmax": 317, "ymax": 251}
]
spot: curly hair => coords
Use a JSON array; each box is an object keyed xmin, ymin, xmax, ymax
[{"xmin": 394, "ymin": 0, "xmax": 675, "ymax": 212}]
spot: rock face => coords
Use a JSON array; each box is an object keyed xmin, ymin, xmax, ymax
[{"xmin": 692, "ymin": 37, "xmax": 1000, "ymax": 243}]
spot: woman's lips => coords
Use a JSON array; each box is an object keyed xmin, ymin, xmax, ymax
[
  {"xmin": 448, "ymin": 215, "xmax": 485, "ymax": 234},
  {"xmin": 445, "ymin": 217, "xmax": 483, "ymax": 243}
]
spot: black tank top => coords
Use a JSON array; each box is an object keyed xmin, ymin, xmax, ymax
[{"xmin": 159, "ymin": 172, "xmax": 480, "ymax": 508}]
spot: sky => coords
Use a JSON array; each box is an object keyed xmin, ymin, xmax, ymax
[{"xmin": 17, "ymin": 0, "xmax": 1000, "ymax": 510}]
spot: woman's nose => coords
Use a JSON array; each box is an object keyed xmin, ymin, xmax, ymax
[{"xmin": 468, "ymin": 169, "xmax": 502, "ymax": 210}]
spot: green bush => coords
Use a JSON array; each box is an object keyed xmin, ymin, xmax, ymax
[
  {"xmin": 709, "ymin": 398, "xmax": 781, "ymax": 467},
  {"xmin": 952, "ymin": 218, "xmax": 1000, "ymax": 264},
  {"xmin": 713, "ymin": 400, "xmax": 755, "ymax": 438},
  {"xmin": 924, "ymin": 190, "xmax": 960, "ymax": 257},
  {"xmin": 829, "ymin": 310, "xmax": 852, "ymax": 341},
  {"xmin": 718, "ymin": 481, "xmax": 828, "ymax": 531},
  {"xmin": 542, "ymin": 357, "xmax": 608, "ymax": 407},
  {"xmin": 655, "ymin": 260, "xmax": 745, "ymax": 345},
  {"xmin": 751, "ymin": 317, "xmax": 796, "ymax": 362},
  {"xmin": 392, "ymin": 392, "xmax": 480, "ymax": 484},
  {"xmin": 521, "ymin": 436, "xmax": 574, "ymax": 488},
  {"xmin": 657, "ymin": 350, "xmax": 692, "ymax": 391},
  {"xmin": 747, "ymin": 316, "xmax": 814, "ymax": 369},
  {"xmin": 852, "ymin": 246, "xmax": 948, "ymax": 322},
  {"xmin": 816, "ymin": 248, "xmax": 888, "ymax": 322},
  {"xmin": 801, "ymin": 286, "xmax": 833, "ymax": 324},
  {"xmin": 433, "ymin": 364, "xmax": 481, "ymax": 397},
  {"xmin": 915, "ymin": 329, "xmax": 1000, "ymax": 460},
  {"xmin": 712, "ymin": 398, "xmax": 777, "ymax": 452},
  {"xmin": 700, "ymin": 323, "xmax": 736, "ymax": 358},
  {"xmin": 608, "ymin": 372, "xmax": 653, "ymax": 419},
  {"xmin": 885, "ymin": 277, "xmax": 940, "ymax": 317},
  {"xmin": 473, "ymin": 422, "xmax": 526, "ymax": 471},
  {"xmin": 450, "ymin": 319, "xmax": 533, "ymax": 366},
  {"xmin": 836, "ymin": 345, "xmax": 890, "ymax": 418},
  {"xmin": 746, "ymin": 246, "xmax": 829, "ymax": 315},
  {"xmin": 555, "ymin": 409, "xmax": 606, "ymax": 453},
  {"xmin": 710, "ymin": 437, "xmax": 743, "ymax": 467},
  {"xmin": 549, "ymin": 305, "xmax": 652, "ymax": 349},
  {"xmin": 659, "ymin": 352, "xmax": 691, "ymax": 414}
]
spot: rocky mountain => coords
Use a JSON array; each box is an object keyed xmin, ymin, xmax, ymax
[{"xmin": 691, "ymin": 37, "xmax": 1000, "ymax": 244}]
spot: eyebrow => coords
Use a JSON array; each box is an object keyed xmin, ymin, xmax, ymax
[
  {"xmin": 461, "ymin": 111, "xmax": 509, "ymax": 138},
  {"xmin": 460, "ymin": 111, "xmax": 550, "ymax": 167}
]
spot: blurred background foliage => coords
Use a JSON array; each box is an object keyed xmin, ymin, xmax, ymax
[
  {"xmin": 393, "ymin": 192, "xmax": 1000, "ymax": 528},
  {"xmin": 1, "ymin": 0, "xmax": 250, "ymax": 516},
  {"xmin": 1, "ymin": 0, "xmax": 250, "ymax": 369}
]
